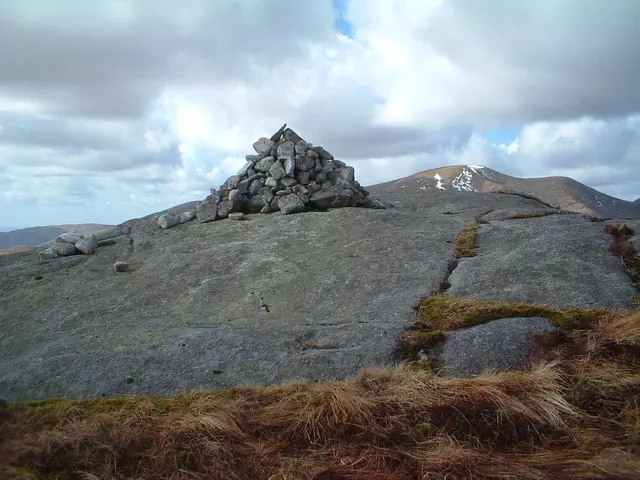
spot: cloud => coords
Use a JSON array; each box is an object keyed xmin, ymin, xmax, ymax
[{"xmin": 0, "ymin": 0, "xmax": 639, "ymax": 227}]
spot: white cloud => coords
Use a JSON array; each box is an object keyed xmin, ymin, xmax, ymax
[{"xmin": 0, "ymin": 0, "xmax": 639, "ymax": 227}]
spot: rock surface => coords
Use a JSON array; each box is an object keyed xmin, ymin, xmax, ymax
[
  {"xmin": 448, "ymin": 213, "xmax": 637, "ymax": 309},
  {"xmin": 75, "ymin": 234, "xmax": 98, "ymax": 255},
  {"xmin": 0, "ymin": 188, "xmax": 637, "ymax": 401},
  {"xmin": 433, "ymin": 317, "xmax": 561, "ymax": 377}
]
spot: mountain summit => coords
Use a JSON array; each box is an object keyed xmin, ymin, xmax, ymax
[{"xmin": 369, "ymin": 165, "xmax": 640, "ymax": 219}]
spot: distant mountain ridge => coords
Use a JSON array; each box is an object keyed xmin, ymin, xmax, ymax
[
  {"xmin": 0, "ymin": 224, "xmax": 113, "ymax": 249},
  {"xmin": 368, "ymin": 165, "xmax": 640, "ymax": 219}
]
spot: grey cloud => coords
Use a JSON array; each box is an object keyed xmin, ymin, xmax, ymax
[
  {"xmin": 0, "ymin": 0, "xmax": 335, "ymax": 118},
  {"xmin": 424, "ymin": 0, "xmax": 640, "ymax": 123}
]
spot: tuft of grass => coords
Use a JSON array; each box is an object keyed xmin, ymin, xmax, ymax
[
  {"xmin": 400, "ymin": 330, "xmax": 446, "ymax": 359},
  {"xmin": 453, "ymin": 222, "xmax": 479, "ymax": 258},
  {"xmin": 408, "ymin": 359, "xmax": 434, "ymax": 372},
  {"xmin": 418, "ymin": 294, "xmax": 615, "ymax": 331},
  {"xmin": 605, "ymin": 223, "xmax": 640, "ymax": 289}
]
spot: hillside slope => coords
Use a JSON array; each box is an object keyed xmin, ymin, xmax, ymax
[{"xmin": 368, "ymin": 165, "xmax": 640, "ymax": 219}]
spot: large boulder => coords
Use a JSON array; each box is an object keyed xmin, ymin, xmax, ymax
[
  {"xmin": 75, "ymin": 234, "xmax": 98, "ymax": 255},
  {"xmin": 54, "ymin": 239, "xmax": 77, "ymax": 256},
  {"xmin": 278, "ymin": 194, "xmax": 306, "ymax": 215},
  {"xmin": 310, "ymin": 186, "xmax": 362, "ymax": 209},
  {"xmin": 433, "ymin": 317, "xmax": 561, "ymax": 377},
  {"xmin": 158, "ymin": 214, "xmax": 180, "ymax": 229},
  {"xmin": 197, "ymin": 203, "xmax": 217, "ymax": 223},
  {"xmin": 253, "ymin": 138, "xmax": 274, "ymax": 156}
]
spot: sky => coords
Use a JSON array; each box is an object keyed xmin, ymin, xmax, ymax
[{"xmin": 1, "ymin": 0, "xmax": 639, "ymax": 229}]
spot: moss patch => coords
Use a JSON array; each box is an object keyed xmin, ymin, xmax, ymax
[
  {"xmin": 408, "ymin": 359, "xmax": 434, "ymax": 372},
  {"xmin": 400, "ymin": 330, "xmax": 446, "ymax": 359},
  {"xmin": 418, "ymin": 294, "xmax": 616, "ymax": 331},
  {"xmin": 453, "ymin": 222, "xmax": 479, "ymax": 258}
]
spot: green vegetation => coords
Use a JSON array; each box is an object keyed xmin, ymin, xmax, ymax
[{"xmin": 418, "ymin": 294, "xmax": 612, "ymax": 331}]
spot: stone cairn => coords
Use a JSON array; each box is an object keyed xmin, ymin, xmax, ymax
[{"xmin": 195, "ymin": 124, "xmax": 382, "ymax": 222}]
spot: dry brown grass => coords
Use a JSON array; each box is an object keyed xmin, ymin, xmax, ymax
[
  {"xmin": 453, "ymin": 222, "xmax": 479, "ymax": 258},
  {"xmin": 2, "ymin": 306, "xmax": 640, "ymax": 479}
]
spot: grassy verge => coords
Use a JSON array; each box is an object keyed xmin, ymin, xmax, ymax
[
  {"xmin": 453, "ymin": 222, "xmax": 479, "ymax": 258},
  {"xmin": 2, "ymin": 309, "xmax": 639, "ymax": 479},
  {"xmin": 416, "ymin": 294, "xmax": 617, "ymax": 331},
  {"xmin": 605, "ymin": 223, "xmax": 640, "ymax": 290}
]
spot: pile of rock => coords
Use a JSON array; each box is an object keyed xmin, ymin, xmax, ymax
[
  {"xmin": 39, "ymin": 225, "xmax": 132, "ymax": 259},
  {"xmin": 196, "ymin": 124, "xmax": 381, "ymax": 222}
]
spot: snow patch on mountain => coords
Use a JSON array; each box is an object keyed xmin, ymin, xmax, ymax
[
  {"xmin": 434, "ymin": 173, "xmax": 446, "ymax": 190},
  {"xmin": 452, "ymin": 167, "xmax": 475, "ymax": 192}
]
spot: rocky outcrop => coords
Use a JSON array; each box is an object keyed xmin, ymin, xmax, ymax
[
  {"xmin": 40, "ymin": 226, "xmax": 133, "ymax": 259},
  {"xmin": 196, "ymin": 124, "xmax": 378, "ymax": 220}
]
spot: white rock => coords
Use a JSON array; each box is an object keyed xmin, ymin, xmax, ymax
[
  {"xmin": 57, "ymin": 231, "xmax": 83, "ymax": 244},
  {"xmin": 228, "ymin": 212, "xmax": 246, "ymax": 221},
  {"xmin": 253, "ymin": 137, "xmax": 274, "ymax": 156},
  {"xmin": 75, "ymin": 234, "xmax": 98, "ymax": 255},
  {"xmin": 113, "ymin": 261, "xmax": 129, "ymax": 272},
  {"xmin": 158, "ymin": 213, "xmax": 180, "ymax": 229},
  {"xmin": 39, "ymin": 247, "xmax": 58, "ymax": 259},
  {"xmin": 179, "ymin": 210, "xmax": 196, "ymax": 223}
]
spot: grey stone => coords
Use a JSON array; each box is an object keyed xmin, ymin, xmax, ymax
[
  {"xmin": 113, "ymin": 261, "xmax": 129, "ymax": 272},
  {"xmin": 249, "ymin": 178, "xmax": 265, "ymax": 196},
  {"xmin": 284, "ymin": 156, "xmax": 296, "ymax": 176},
  {"xmin": 275, "ymin": 189, "xmax": 291, "ymax": 196},
  {"xmin": 314, "ymin": 146, "xmax": 334, "ymax": 160},
  {"xmin": 228, "ymin": 213, "xmax": 246, "ymax": 221},
  {"xmin": 197, "ymin": 202, "xmax": 218, "ymax": 223},
  {"xmin": 97, "ymin": 239, "xmax": 117, "ymax": 247},
  {"xmin": 237, "ymin": 161, "xmax": 254, "ymax": 176},
  {"xmin": 322, "ymin": 161, "xmax": 337, "ymax": 172},
  {"xmin": 270, "ymin": 123, "xmax": 287, "ymax": 142},
  {"xmin": 337, "ymin": 166, "xmax": 355, "ymax": 183},
  {"xmin": 260, "ymin": 205, "xmax": 273, "ymax": 214},
  {"xmin": 310, "ymin": 186, "xmax": 361, "ymax": 209},
  {"xmin": 253, "ymin": 137, "xmax": 274, "ymax": 156},
  {"xmin": 282, "ymin": 128, "xmax": 304, "ymax": 144},
  {"xmin": 75, "ymin": 235, "xmax": 98, "ymax": 255},
  {"xmin": 448, "ymin": 214, "xmax": 637, "ymax": 309},
  {"xmin": 248, "ymin": 195, "xmax": 266, "ymax": 213},
  {"xmin": 278, "ymin": 194, "xmax": 306, "ymax": 214},
  {"xmin": 307, "ymin": 181, "xmax": 321, "ymax": 194},
  {"xmin": 246, "ymin": 154, "xmax": 260, "ymax": 162},
  {"xmin": 227, "ymin": 175, "xmax": 242, "ymax": 190},
  {"xmin": 235, "ymin": 178, "xmax": 251, "ymax": 194},
  {"xmin": 281, "ymin": 177, "xmax": 298, "ymax": 188},
  {"xmin": 295, "ymin": 155, "xmax": 316, "ymax": 171},
  {"xmin": 295, "ymin": 140, "xmax": 308, "ymax": 155},
  {"xmin": 179, "ymin": 211, "xmax": 197, "ymax": 224},
  {"xmin": 247, "ymin": 168, "xmax": 257, "ymax": 177},
  {"xmin": 217, "ymin": 200, "xmax": 242, "ymax": 219},
  {"xmin": 39, "ymin": 247, "xmax": 58, "ymax": 259},
  {"xmin": 314, "ymin": 159, "xmax": 323, "ymax": 173},
  {"xmin": 334, "ymin": 160, "xmax": 346, "ymax": 169},
  {"xmin": 228, "ymin": 189, "xmax": 245, "ymax": 202},
  {"xmin": 57, "ymin": 232, "xmax": 83, "ymax": 244},
  {"xmin": 315, "ymin": 172, "xmax": 327, "ymax": 183},
  {"xmin": 254, "ymin": 156, "xmax": 276, "ymax": 172},
  {"xmin": 270, "ymin": 162, "xmax": 287, "ymax": 181},
  {"xmin": 481, "ymin": 207, "xmax": 558, "ymax": 221},
  {"xmin": 54, "ymin": 240, "xmax": 77, "ymax": 257},
  {"xmin": 296, "ymin": 192, "xmax": 310, "ymax": 204},
  {"xmin": 277, "ymin": 141, "xmax": 295, "ymax": 159},
  {"xmin": 158, "ymin": 214, "xmax": 180, "ymax": 229},
  {"xmin": 434, "ymin": 317, "xmax": 561, "ymax": 378},
  {"xmin": 265, "ymin": 177, "xmax": 278, "ymax": 188},
  {"xmin": 307, "ymin": 149, "xmax": 319, "ymax": 160},
  {"xmin": 259, "ymin": 187, "xmax": 274, "ymax": 204},
  {"xmin": 4, "ymin": 188, "xmax": 638, "ymax": 403},
  {"xmin": 296, "ymin": 170, "xmax": 311, "ymax": 184}
]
